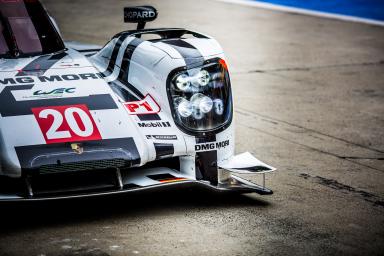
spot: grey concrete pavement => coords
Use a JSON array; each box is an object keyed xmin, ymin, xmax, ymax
[{"xmin": 0, "ymin": 0, "xmax": 383, "ymax": 255}]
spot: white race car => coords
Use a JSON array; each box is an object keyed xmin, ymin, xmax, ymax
[{"xmin": 0, "ymin": 2, "xmax": 275, "ymax": 200}]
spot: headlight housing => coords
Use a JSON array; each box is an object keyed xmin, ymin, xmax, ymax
[{"xmin": 167, "ymin": 58, "xmax": 233, "ymax": 134}]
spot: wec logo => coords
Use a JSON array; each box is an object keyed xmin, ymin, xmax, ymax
[{"xmin": 33, "ymin": 87, "xmax": 76, "ymax": 96}]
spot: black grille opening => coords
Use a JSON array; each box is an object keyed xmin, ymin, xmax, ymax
[
  {"xmin": 31, "ymin": 169, "xmax": 118, "ymax": 197},
  {"xmin": 39, "ymin": 159, "xmax": 130, "ymax": 174},
  {"xmin": 0, "ymin": 176, "xmax": 26, "ymax": 197},
  {"xmin": 0, "ymin": 157, "xmax": 183, "ymax": 199},
  {"xmin": 140, "ymin": 157, "xmax": 180, "ymax": 171}
]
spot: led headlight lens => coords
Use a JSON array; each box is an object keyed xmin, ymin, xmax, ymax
[
  {"xmin": 200, "ymin": 95, "xmax": 213, "ymax": 113},
  {"xmin": 188, "ymin": 70, "xmax": 210, "ymax": 88},
  {"xmin": 191, "ymin": 93, "xmax": 213, "ymax": 114},
  {"xmin": 169, "ymin": 59, "xmax": 232, "ymax": 133},
  {"xmin": 192, "ymin": 108, "xmax": 204, "ymax": 120},
  {"xmin": 175, "ymin": 74, "xmax": 191, "ymax": 91},
  {"xmin": 213, "ymin": 99, "xmax": 224, "ymax": 115},
  {"xmin": 196, "ymin": 70, "xmax": 211, "ymax": 86},
  {"xmin": 174, "ymin": 97, "xmax": 193, "ymax": 118}
]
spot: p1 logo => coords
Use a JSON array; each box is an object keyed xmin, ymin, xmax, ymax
[
  {"xmin": 32, "ymin": 104, "xmax": 102, "ymax": 144},
  {"xmin": 124, "ymin": 94, "xmax": 160, "ymax": 115}
]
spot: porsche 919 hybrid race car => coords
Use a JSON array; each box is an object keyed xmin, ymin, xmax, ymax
[{"xmin": 0, "ymin": 1, "xmax": 275, "ymax": 201}]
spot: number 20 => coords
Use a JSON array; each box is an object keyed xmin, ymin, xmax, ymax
[
  {"xmin": 39, "ymin": 107, "xmax": 94, "ymax": 139},
  {"xmin": 32, "ymin": 105, "xmax": 102, "ymax": 144}
]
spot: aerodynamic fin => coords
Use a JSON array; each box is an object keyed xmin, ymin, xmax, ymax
[{"xmin": 218, "ymin": 152, "xmax": 276, "ymax": 174}]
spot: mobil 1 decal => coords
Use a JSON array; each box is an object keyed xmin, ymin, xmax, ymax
[{"xmin": 138, "ymin": 121, "xmax": 171, "ymax": 128}]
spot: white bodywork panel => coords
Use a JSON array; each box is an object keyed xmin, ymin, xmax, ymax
[{"xmin": 0, "ymin": 30, "xmax": 275, "ymax": 198}]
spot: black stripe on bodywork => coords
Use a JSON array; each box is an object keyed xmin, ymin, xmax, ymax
[
  {"xmin": 108, "ymin": 76, "xmax": 161, "ymax": 121},
  {"xmin": 154, "ymin": 143, "xmax": 174, "ymax": 160},
  {"xmin": 162, "ymin": 39, "xmax": 204, "ymax": 68},
  {"xmin": 108, "ymin": 80, "xmax": 140, "ymax": 102},
  {"xmin": 0, "ymin": 85, "xmax": 117, "ymax": 117},
  {"xmin": 137, "ymin": 114, "xmax": 161, "ymax": 121},
  {"xmin": 109, "ymin": 37, "xmax": 161, "ymax": 121},
  {"xmin": 106, "ymin": 77, "xmax": 161, "ymax": 121},
  {"xmin": 17, "ymin": 52, "xmax": 68, "ymax": 76},
  {"xmin": 118, "ymin": 38, "xmax": 144, "ymax": 84},
  {"xmin": 196, "ymin": 134, "xmax": 216, "ymax": 144},
  {"xmin": 107, "ymin": 77, "xmax": 161, "ymax": 121},
  {"xmin": 116, "ymin": 38, "xmax": 146, "ymax": 100},
  {"xmin": 195, "ymin": 135, "xmax": 218, "ymax": 185},
  {"xmin": 15, "ymin": 138, "xmax": 141, "ymax": 172},
  {"xmin": 102, "ymin": 34, "xmax": 130, "ymax": 77}
]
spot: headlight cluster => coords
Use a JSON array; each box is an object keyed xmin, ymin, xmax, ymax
[{"xmin": 168, "ymin": 59, "xmax": 232, "ymax": 133}]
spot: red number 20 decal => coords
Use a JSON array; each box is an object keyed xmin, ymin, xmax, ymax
[{"xmin": 32, "ymin": 105, "xmax": 102, "ymax": 144}]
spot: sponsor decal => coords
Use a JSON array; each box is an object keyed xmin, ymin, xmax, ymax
[
  {"xmin": 124, "ymin": 94, "xmax": 160, "ymax": 115},
  {"xmin": 138, "ymin": 121, "xmax": 171, "ymax": 128},
  {"xmin": 32, "ymin": 104, "xmax": 102, "ymax": 144},
  {"xmin": 0, "ymin": 73, "xmax": 102, "ymax": 85},
  {"xmin": 126, "ymin": 10, "xmax": 156, "ymax": 19},
  {"xmin": 0, "ymin": 83, "xmax": 118, "ymax": 117},
  {"xmin": 27, "ymin": 87, "xmax": 76, "ymax": 99},
  {"xmin": 146, "ymin": 135, "xmax": 177, "ymax": 140},
  {"xmin": 34, "ymin": 88, "xmax": 75, "ymax": 96},
  {"xmin": 195, "ymin": 140, "xmax": 230, "ymax": 152}
]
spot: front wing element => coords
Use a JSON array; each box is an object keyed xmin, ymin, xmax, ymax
[{"xmin": 0, "ymin": 164, "xmax": 274, "ymax": 202}]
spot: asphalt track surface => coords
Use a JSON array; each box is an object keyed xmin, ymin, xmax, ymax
[{"xmin": 1, "ymin": 0, "xmax": 384, "ymax": 255}]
